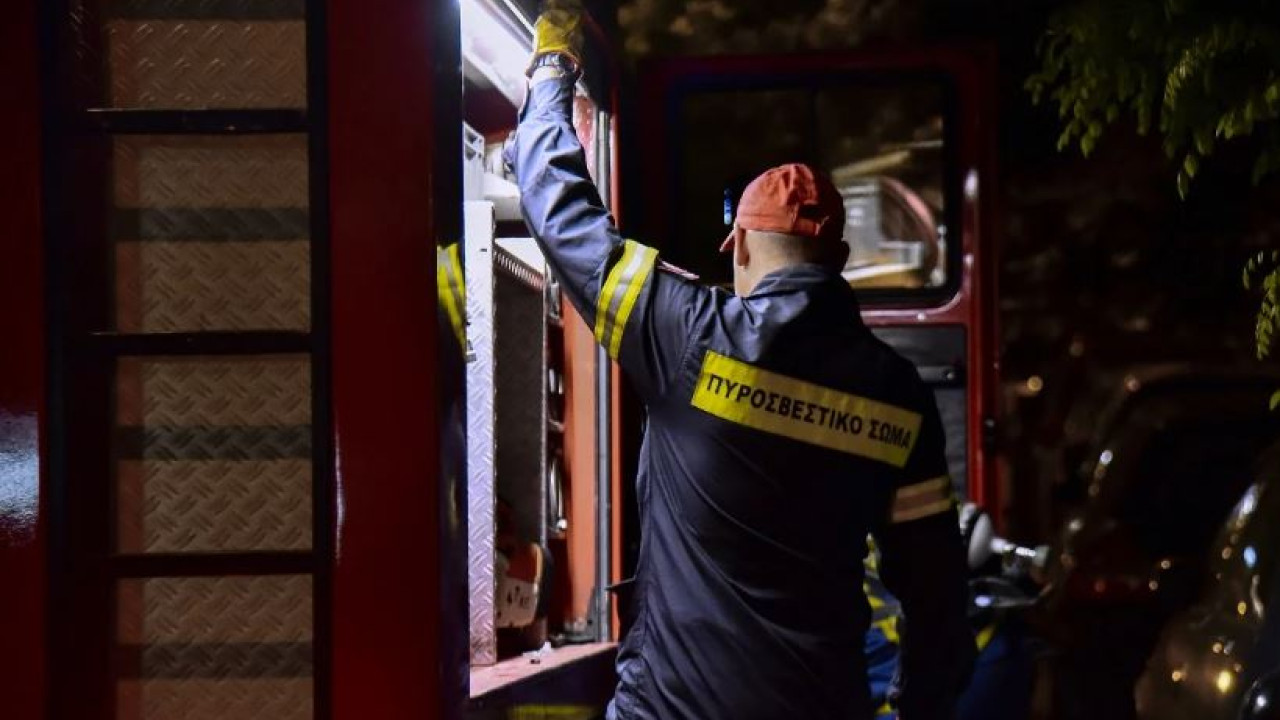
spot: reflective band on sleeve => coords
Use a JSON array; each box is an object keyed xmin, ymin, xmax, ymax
[
  {"xmin": 437, "ymin": 244, "xmax": 466, "ymax": 349},
  {"xmin": 976, "ymin": 622, "xmax": 999, "ymax": 652},
  {"xmin": 593, "ymin": 240, "xmax": 658, "ymax": 359},
  {"xmin": 872, "ymin": 615, "xmax": 900, "ymax": 645},
  {"xmin": 890, "ymin": 476, "xmax": 953, "ymax": 523},
  {"xmin": 690, "ymin": 350, "xmax": 923, "ymax": 467}
]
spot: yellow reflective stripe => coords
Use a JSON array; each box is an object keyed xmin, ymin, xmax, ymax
[
  {"xmin": 437, "ymin": 245, "xmax": 466, "ymax": 349},
  {"xmin": 690, "ymin": 351, "xmax": 923, "ymax": 467},
  {"xmin": 593, "ymin": 242, "xmax": 636, "ymax": 341},
  {"xmin": 608, "ymin": 245, "xmax": 657, "ymax": 358},
  {"xmin": 891, "ymin": 475, "xmax": 953, "ymax": 523},
  {"xmin": 897, "ymin": 476, "xmax": 949, "ymax": 500},
  {"xmin": 873, "ymin": 615, "xmax": 900, "ymax": 644},
  {"xmin": 593, "ymin": 240, "xmax": 657, "ymax": 359},
  {"xmin": 892, "ymin": 498, "xmax": 953, "ymax": 524},
  {"xmin": 976, "ymin": 622, "xmax": 998, "ymax": 651},
  {"xmin": 876, "ymin": 701, "xmax": 894, "ymax": 717},
  {"xmin": 509, "ymin": 705, "xmax": 598, "ymax": 720}
]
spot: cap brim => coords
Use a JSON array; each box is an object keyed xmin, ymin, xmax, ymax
[{"xmin": 719, "ymin": 229, "xmax": 735, "ymax": 254}]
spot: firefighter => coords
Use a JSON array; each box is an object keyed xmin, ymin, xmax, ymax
[{"xmin": 506, "ymin": 3, "xmax": 975, "ymax": 717}]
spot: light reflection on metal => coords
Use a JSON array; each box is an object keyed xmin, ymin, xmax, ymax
[
  {"xmin": 334, "ymin": 441, "xmax": 345, "ymax": 558},
  {"xmin": 460, "ymin": 0, "xmax": 533, "ymax": 107},
  {"xmin": 1233, "ymin": 484, "xmax": 1261, "ymax": 530},
  {"xmin": 1244, "ymin": 546, "xmax": 1257, "ymax": 568},
  {"xmin": 1252, "ymin": 575, "xmax": 1266, "ymax": 620},
  {"xmin": 466, "ymin": 202, "xmax": 499, "ymax": 666},
  {"xmin": 0, "ymin": 412, "xmax": 39, "ymax": 545}
]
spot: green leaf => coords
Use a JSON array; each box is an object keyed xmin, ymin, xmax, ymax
[
  {"xmin": 1184, "ymin": 153, "xmax": 1199, "ymax": 178},
  {"xmin": 1057, "ymin": 128, "xmax": 1074, "ymax": 152},
  {"xmin": 1195, "ymin": 126, "xmax": 1214, "ymax": 155},
  {"xmin": 1269, "ymin": 389, "xmax": 1280, "ymax": 412}
]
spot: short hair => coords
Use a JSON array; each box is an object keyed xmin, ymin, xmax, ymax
[{"xmin": 744, "ymin": 229, "xmax": 844, "ymax": 268}]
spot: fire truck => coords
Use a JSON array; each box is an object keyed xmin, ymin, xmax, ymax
[{"xmin": 0, "ymin": 0, "xmax": 997, "ymax": 718}]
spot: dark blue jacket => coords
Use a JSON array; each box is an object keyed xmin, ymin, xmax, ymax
[{"xmin": 511, "ymin": 73, "xmax": 974, "ymax": 720}]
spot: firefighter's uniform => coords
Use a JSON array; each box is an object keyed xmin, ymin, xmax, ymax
[{"xmin": 510, "ymin": 68, "xmax": 974, "ymax": 720}]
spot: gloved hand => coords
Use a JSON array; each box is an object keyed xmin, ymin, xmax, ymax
[{"xmin": 527, "ymin": 0, "xmax": 584, "ymax": 75}]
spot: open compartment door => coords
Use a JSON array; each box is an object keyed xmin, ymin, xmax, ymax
[{"xmin": 453, "ymin": 1, "xmax": 624, "ymax": 716}]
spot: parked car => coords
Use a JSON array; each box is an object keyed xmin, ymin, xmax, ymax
[
  {"xmin": 1135, "ymin": 441, "xmax": 1280, "ymax": 720},
  {"xmin": 1041, "ymin": 365, "xmax": 1280, "ymax": 719}
]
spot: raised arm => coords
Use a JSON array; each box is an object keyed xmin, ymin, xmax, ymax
[
  {"xmin": 511, "ymin": 71, "xmax": 637, "ymax": 343},
  {"xmin": 507, "ymin": 48, "xmax": 711, "ymax": 396}
]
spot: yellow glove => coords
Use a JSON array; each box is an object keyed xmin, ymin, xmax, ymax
[{"xmin": 527, "ymin": 0, "xmax": 584, "ymax": 75}]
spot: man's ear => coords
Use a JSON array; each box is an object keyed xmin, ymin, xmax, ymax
[{"xmin": 733, "ymin": 228, "xmax": 750, "ymax": 268}]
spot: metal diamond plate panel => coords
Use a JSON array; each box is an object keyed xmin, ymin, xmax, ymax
[
  {"xmin": 117, "ymin": 575, "xmax": 312, "ymax": 643},
  {"xmin": 111, "ymin": 0, "xmax": 306, "ymax": 20},
  {"xmin": 116, "ymin": 575, "xmax": 312, "ymax": 719},
  {"xmin": 114, "ymin": 356, "xmax": 311, "ymax": 554},
  {"xmin": 118, "ymin": 676, "xmax": 314, "ymax": 712},
  {"xmin": 115, "ymin": 240, "xmax": 310, "ymax": 332},
  {"xmin": 117, "ymin": 679, "xmax": 312, "ymax": 720},
  {"xmin": 113, "ymin": 208, "xmax": 310, "ymax": 240},
  {"xmin": 465, "ymin": 203, "xmax": 498, "ymax": 665},
  {"xmin": 111, "ymin": 135, "xmax": 310, "ymax": 331},
  {"xmin": 116, "ymin": 356, "xmax": 311, "ymax": 428},
  {"xmin": 113, "ymin": 135, "xmax": 309, "ymax": 209},
  {"xmin": 115, "ymin": 425, "xmax": 311, "ymax": 461},
  {"xmin": 494, "ymin": 264, "xmax": 547, "ymax": 545},
  {"xmin": 117, "ymin": 459, "xmax": 311, "ymax": 553},
  {"xmin": 105, "ymin": 19, "xmax": 306, "ymax": 109}
]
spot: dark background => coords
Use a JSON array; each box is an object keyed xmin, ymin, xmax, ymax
[{"xmin": 613, "ymin": 0, "xmax": 1280, "ymax": 540}]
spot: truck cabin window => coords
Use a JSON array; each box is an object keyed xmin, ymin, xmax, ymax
[{"xmin": 673, "ymin": 80, "xmax": 953, "ymax": 297}]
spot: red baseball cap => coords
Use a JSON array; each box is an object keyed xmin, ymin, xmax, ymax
[{"xmin": 720, "ymin": 163, "xmax": 847, "ymax": 253}]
